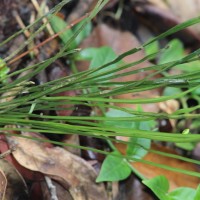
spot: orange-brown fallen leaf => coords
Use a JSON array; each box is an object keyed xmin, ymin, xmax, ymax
[{"xmin": 115, "ymin": 142, "xmax": 200, "ymax": 190}]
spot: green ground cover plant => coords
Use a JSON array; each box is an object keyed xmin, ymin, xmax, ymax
[{"xmin": 1, "ymin": 0, "xmax": 200, "ymax": 199}]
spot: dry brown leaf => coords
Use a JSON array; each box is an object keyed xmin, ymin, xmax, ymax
[
  {"xmin": 133, "ymin": 2, "xmax": 200, "ymax": 48},
  {"xmin": 115, "ymin": 142, "xmax": 200, "ymax": 190},
  {"xmin": 0, "ymin": 159, "xmax": 28, "ymax": 200},
  {"xmin": 158, "ymin": 99, "xmax": 179, "ymax": 127},
  {"xmin": 62, "ymin": 134, "xmax": 80, "ymax": 155},
  {"xmin": 166, "ymin": 0, "xmax": 200, "ymax": 34},
  {"xmin": 67, "ymin": 0, "xmax": 118, "ymax": 22},
  {"xmin": 148, "ymin": 0, "xmax": 200, "ymax": 35},
  {"xmin": 148, "ymin": 0, "xmax": 168, "ymax": 10},
  {"xmin": 78, "ymin": 23, "xmax": 161, "ymax": 112},
  {"xmin": 158, "ymin": 100, "xmax": 179, "ymax": 115},
  {"xmin": 7, "ymin": 132, "xmax": 107, "ymax": 200}
]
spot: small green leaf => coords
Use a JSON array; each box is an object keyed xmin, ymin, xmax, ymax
[
  {"xmin": 0, "ymin": 59, "xmax": 9, "ymax": 82},
  {"xmin": 142, "ymin": 175, "xmax": 171, "ymax": 200},
  {"xmin": 89, "ymin": 46, "xmax": 117, "ymax": 69},
  {"xmin": 194, "ymin": 185, "xmax": 200, "ymax": 200},
  {"xmin": 192, "ymin": 87, "xmax": 200, "ymax": 95},
  {"xmin": 105, "ymin": 108, "xmax": 135, "ymax": 128},
  {"xmin": 49, "ymin": 15, "xmax": 77, "ymax": 49},
  {"xmin": 127, "ymin": 137, "xmax": 150, "ymax": 159},
  {"xmin": 159, "ymin": 39, "xmax": 184, "ymax": 64},
  {"xmin": 78, "ymin": 46, "xmax": 118, "ymax": 77},
  {"xmin": 126, "ymin": 112, "xmax": 152, "ymax": 160},
  {"xmin": 96, "ymin": 151, "xmax": 131, "ymax": 182},
  {"xmin": 105, "ymin": 108, "xmax": 155, "ymax": 129},
  {"xmin": 139, "ymin": 120, "xmax": 156, "ymax": 131},
  {"xmin": 169, "ymin": 187, "xmax": 196, "ymax": 200},
  {"xmin": 175, "ymin": 142, "xmax": 196, "ymax": 151},
  {"xmin": 163, "ymin": 87, "xmax": 182, "ymax": 96},
  {"xmin": 144, "ymin": 40, "xmax": 159, "ymax": 58},
  {"xmin": 175, "ymin": 60, "xmax": 200, "ymax": 73},
  {"xmin": 182, "ymin": 128, "xmax": 190, "ymax": 135},
  {"xmin": 76, "ymin": 48, "xmax": 96, "ymax": 60},
  {"xmin": 105, "ymin": 108, "xmax": 152, "ymax": 159},
  {"xmin": 158, "ymin": 39, "xmax": 200, "ymax": 73},
  {"xmin": 73, "ymin": 20, "xmax": 92, "ymax": 46}
]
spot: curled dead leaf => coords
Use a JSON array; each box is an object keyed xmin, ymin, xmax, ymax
[{"xmin": 7, "ymin": 132, "xmax": 107, "ymax": 200}]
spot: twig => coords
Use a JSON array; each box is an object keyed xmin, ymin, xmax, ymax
[
  {"xmin": 0, "ymin": 145, "xmax": 17, "ymax": 159},
  {"xmin": 8, "ymin": 13, "xmax": 89, "ymax": 65},
  {"xmin": 31, "ymin": 0, "xmax": 54, "ymax": 35},
  {"xmin": 44, "ymin": 176, "xmax": 58, "ymax": 200},
  {"xmin": 13, "ymin": 10, "xmax": 39, "ymax": 56},
  {"xmin": 13, "ymin": 10, "xmax": 31, "ymax": 38}
]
